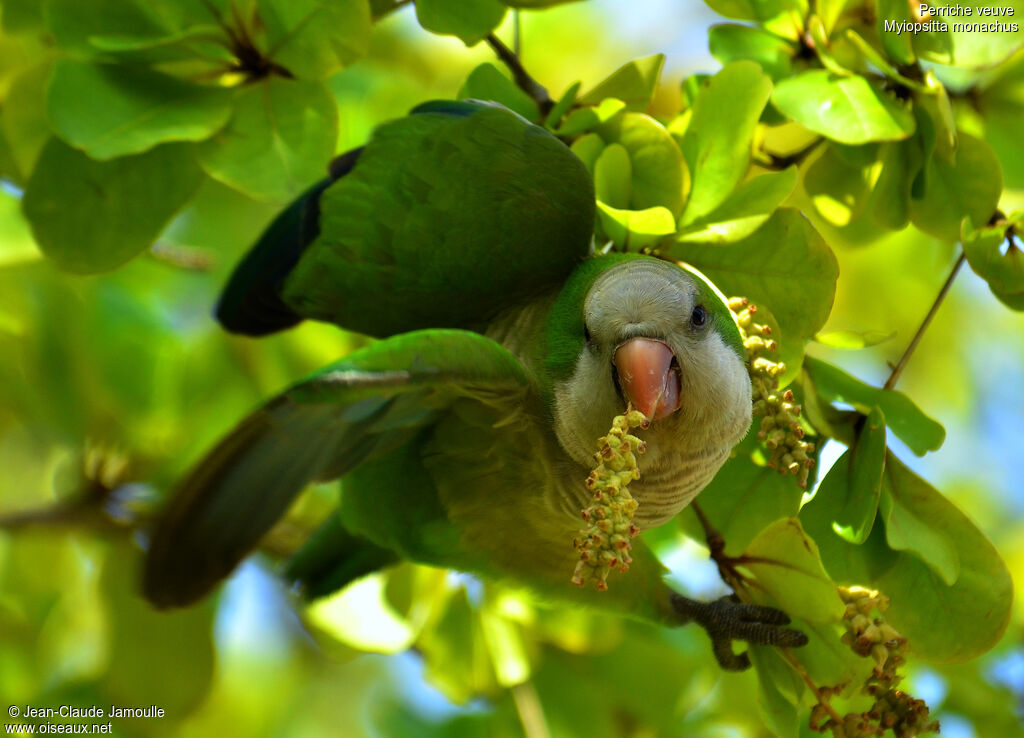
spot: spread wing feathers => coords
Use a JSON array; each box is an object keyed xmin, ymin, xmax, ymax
[{"xmin": 143, "ymin": 329, "xmax": 532, "ymax": 608}]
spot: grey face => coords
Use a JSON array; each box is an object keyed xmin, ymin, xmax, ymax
[{"xmin": 553, "ymin": 259, "xmax": 752, "ymax": 526}]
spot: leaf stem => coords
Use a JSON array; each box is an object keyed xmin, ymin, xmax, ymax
[
  {"xmin": 883, "ymin": 250, "xmax": 965, "ymax": 391},
  {"xmin": 485, "ymin": 33, "xmax": 554, "ymax": 117}
]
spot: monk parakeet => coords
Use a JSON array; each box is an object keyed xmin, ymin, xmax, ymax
[{"xmin": 144, "ymin": 100, "xmax": 806, "ymax": 670}]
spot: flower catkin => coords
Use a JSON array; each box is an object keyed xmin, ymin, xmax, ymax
[
  {"xmin": 571, "ymin": 407, "xmax": 648, "ymax": 590},
  {"xmin": 728, "ymin": 297, "xmax": 815, "ymax": 488},
  {"xmin": 810, "ymin": 586, "xmax": 939, "ymax": 738}
]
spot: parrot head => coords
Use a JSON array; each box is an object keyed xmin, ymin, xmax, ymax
[{"xmin": 546, "ymin": 255, "xmax": 752, "ymax": 525}]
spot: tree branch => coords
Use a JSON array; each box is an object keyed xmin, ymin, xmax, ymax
[
  {"xmin": 485, "ymin": 33, "xmax": 554, "ymax": 117},
  {"xmin": 883, "ymin": 251, "xmax": 965, "ymax": 391}
]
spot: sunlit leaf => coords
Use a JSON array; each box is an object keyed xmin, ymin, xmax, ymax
[
  {"xmin": 555, "ymin": 96, "xmax": 625, "ymax": 136},
  {"xmin": 771, "ymin": 71, "xmax": 916, "ymax": 145},
  {"xmin": 742, "ymin": 517, "xmax": 846, "ymax": 624},
  {"xmin": 680, "ymin": 61, "xmax": 772, "ymax": 225},
  {"xmin": 749, "ymin": 647, "xmax": 802, "ymax": 738},
  {"xmin": 596, "ymin": 202, "xmax": 675, "ymax": 249},
  {"xmin": 593, "ymin": 143, "xmax": 631, "ymax": 209},
  {"xmin": 22, "ymin": 139, "xmax": 203, "ymax": 272},
  {"xmin": 677, "ymin": 167, "xmax": 796, "ymax": 243},
  {"xmin": 707, "ymin": 24, "xmax": 795, "ymax": 80},
  {"xmin": 578, "ymin": 54, "xmax": 665, "ymax": 112},
  {"xmin": 596, "ymin": 112, "xmax": 686, "ymax": 215},
  {"xmin": 813, "ymin": 329, "xmax": 896, "ymax": 349},
  {"xmin": 543, "ymin": 81, "xmax": 580, "ymax": 129}
]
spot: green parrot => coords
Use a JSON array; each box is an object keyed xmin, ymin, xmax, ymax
[{"xmin": 144, "ymin": 100, "xmax": 807, "ymax": 670}]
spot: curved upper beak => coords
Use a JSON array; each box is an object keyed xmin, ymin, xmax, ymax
[{"xmin": 613, "ymin": 338, "xmax": 682, "ymax": 421}]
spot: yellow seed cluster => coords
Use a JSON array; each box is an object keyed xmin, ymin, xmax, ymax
[
  {"xmin": 571, "ymin": 408, "xmax": 648, "ymax": 591},
  {"xmin": 809, "ymin": 586, "xmax": 939, "ymax": 737},
  {"xmin": 728, "ymin": 297, "xmax": 815, "ymax": 488}
]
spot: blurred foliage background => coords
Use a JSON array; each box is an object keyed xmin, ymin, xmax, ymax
[{"xmin": 1, "ymin": 1, "xmax": 1023, "ymax": 736}]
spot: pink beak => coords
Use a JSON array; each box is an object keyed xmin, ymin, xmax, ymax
[{"xmin": 613, "ymin": 338, "xmax": 682, "ymax": 421}]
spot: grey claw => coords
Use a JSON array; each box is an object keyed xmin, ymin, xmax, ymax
[{"xmin": 670, "ymin": 593, "xmax": 808, "ymax": 671}]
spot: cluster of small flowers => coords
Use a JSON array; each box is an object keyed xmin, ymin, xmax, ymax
[
  {"xmin": 728, "ymin": 297, "xmax": 815, "ymax": 488},
  {"xmin": 809, "ymin": 586, "xmax": 939, "ymax": 737},
  {"xmin": 571, "ymin": 408, "xmax": 647, "ymax": 590}
]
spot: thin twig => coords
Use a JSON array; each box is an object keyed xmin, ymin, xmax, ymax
[
  {"xmin": 883, "ymin": 251, "xmax": 966, "ymax": 390},
  {"xmin": 485, "ymin": 33, "xmax": 554, "ymax": 117},
  {"xmin": 759, "ymin": 137, "xmax": 825, "ymax": 170}
]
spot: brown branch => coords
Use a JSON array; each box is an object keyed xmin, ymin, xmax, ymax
[
  {"xmin": 485, "ymin": 33, "xmax": 554, "ymax": 117},
  {"xmin": 883, "ymin": 251, "xmax": 966, "ymax": 390}
]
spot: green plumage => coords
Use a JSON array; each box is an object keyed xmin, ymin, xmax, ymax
[
  {"xmin": 145, "ymin": 101, "xmax": 804, "ymax": 669},
  {"xmin": 282, "ymin": 101, "xmax": 595, "ymax": 337}
]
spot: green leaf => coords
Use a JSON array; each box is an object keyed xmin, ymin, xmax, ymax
[
  {"xmin": 878, "ymin": 482, "xmax": 1012, "ymax": 662},
  {"xmin": 577, "ymin": 54, "xmax": 665, "ymax": 112},
  {"xmin": 879, "ymin": 452, "xmax": 960, "ymax": 586},
  {"xmin": 910, "ymin": 133, "xmax": 1002, "ymax": 243},
  {"xmin": 198, "ymin": 78, "xmax": 338, "ymax": 203},
  {"xmin": 543, "ymin": 81, "xmax": 580, "ymax": 129},
  {"xmin": 47, "ymin": 61, "xmax": 233, "ymax": 160},
  {"xmin": 595, "ymin": 202, "xmax": 675, "ymax": 250},
  {"xmin": 802, "ymin": 356, "xmax": 945, "ymax": 455},
  {"xmin": 749, "ymin": 647, "xmax": 802, "ymax": 738},
  {"xmin": 99, "ymin": 543, "xmax": 215, "ymax": 719},
  {"xmin": 742, "ymin": 517, "xmax": 846, "ymax": 624},
  {"xmin": 962, "ymin": 213, "xmax": 1024, "ymax": 311},
  {"xmin": 813, "ymin": 329, "xmax": 895, "ymax": 349},
  {"xmin": 569, "ymin": 132, "xmax": 605, "ymax": 172},
  {"xmin": 707, "ymin": 24, "xmax": 795, "ymax": 80},
  {"xmin": 866, "ymin": 139, "xmax": 921, "ymax": 231},
  {"xmin": 1, "ymin": 62, "xmax": 50, "ymax": 184},
  {"xmin": 802, "ymin": 144, "xmax": 873, "ymax": 227},
  {"xmin": 554, "ymin": 97, "xmax": 625, "ymax": 137},
  {"xmin": 673, "ymin": 209, "xmax": 838, "ymax": 377},
  {"xmin": 804, "ymin": 454, "xmax": 1012, "ymax": 663},
  {"xmin": 679, "ymin": 449, "xmax": 804, "ymax": 556},
  {"xmin": 771, "ymin": 71, "xmax": 916, "ymax": 145},
  {"xmin": 260, "ymin": 0, "xmax": 371, "ymax": 78},
  {"xmin": 680, "ymin": 61, "xmax": 772, "ymax": 225},
  {"xmin": 677, "ymin": 167, "xmax": 796, "ymax": 243},
  {"xmin": 977, "ymin": 54, "xmax": 1024, "ymax": 189},
  {"xmin": 704, "ymin": 0, "xmax": 807, "ymax": 27},
  {"xmin": 0, "ymin": 189, "xmax": 41, "ymax": 267},
  {"xmin": 415, "ymin": 0, "xmax": 507, "ymax": 46},
  {"xmin": 829, "ymin": 407, "xmax": 886, "ymax": 544},
  {"xmin": 22, "ymin": 139, "xmax": 203, "ymax": 273},
  {"xmin": 593, "ymin": 143, "xmax": 631, "ymax": 209},
  {"xmin": 875, "ymin": 0, "xmax": 916, "ymax": 65},
  {"xmin": 458, "ymin": 62, "xmax": 539, "ymax": 123},
  {"xmin": 596, "ymin": 112, "xmax": 686, "ymax": 216}
]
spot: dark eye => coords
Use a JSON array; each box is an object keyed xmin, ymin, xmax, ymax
[
  {"xmin": 691, "ymin": 305, "xmax": 707, "ymax": 328},
  {"xmin": 584, "ymin": 325, "xmax": 593, "ymax": 344}
]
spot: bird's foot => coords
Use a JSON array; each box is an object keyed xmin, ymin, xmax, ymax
[{"xmin": 671, "ymin": 593, "xmax": 808, "ymax": 671}]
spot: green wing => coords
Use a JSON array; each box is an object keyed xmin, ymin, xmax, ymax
[
  {"xmin": 281, "ymin": 101, "xmax": 595, "ymax": 337},
  {"xmin": 143, "ymin": 329, "xmax": 532, "ymax": 608}
]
